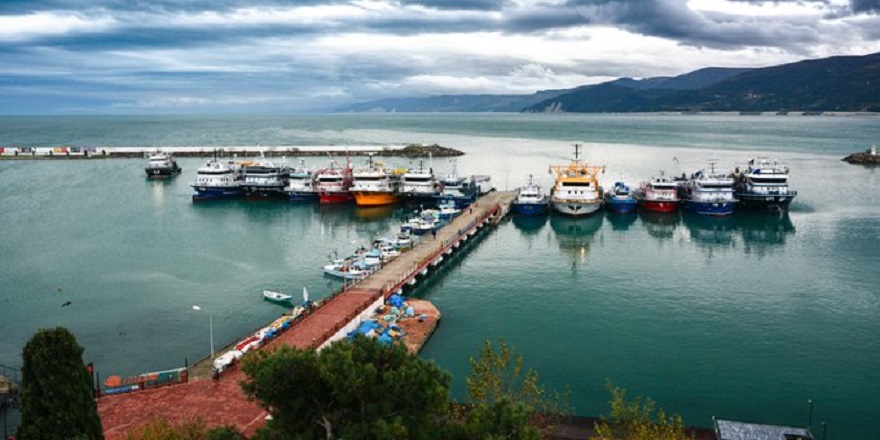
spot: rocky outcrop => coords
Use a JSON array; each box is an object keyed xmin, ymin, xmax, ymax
[{"xmin": 843, "ymin": 147, "xmax": 880, "ymax": 165}]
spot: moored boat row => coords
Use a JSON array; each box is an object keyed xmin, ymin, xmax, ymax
[
  {"xmin": 189, "ymin": 154, "xmax": 494, "ymax": 207},
  {"xmin": 511, "ymin": 145, "xmax": 797, "ymax": 218}
]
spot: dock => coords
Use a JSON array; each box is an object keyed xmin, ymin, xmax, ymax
[{"xmin": 97, "ymin": 191, "xmax": 517, "ymax": 439}]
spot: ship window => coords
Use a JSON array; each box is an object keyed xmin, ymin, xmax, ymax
[
  {"xmin": 563, "ymin": 182, "xmax": 592, "ymax": 187},
  {"xmin": 750, "ymin": 177, "xmax": 787, "ymax": 184}
]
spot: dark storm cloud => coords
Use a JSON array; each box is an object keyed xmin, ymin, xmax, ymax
[{"xmin": 851, "ymin": 0, "xmax": 880, "ymax": 13}]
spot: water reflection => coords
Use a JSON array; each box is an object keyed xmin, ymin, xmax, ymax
[
  {"xmin": 550, "ymin": 215, "xmax": 604, "ymax": 265},
  {"xmin": 512, "ymin": 214, "xmax": 548, "ymax": 236},
  {"xmin": 682, "ymin": 213, "xmax": 737, "ymax": 247},
  {"xmin": 605, "ymin": 210, "xmax": 637, "ymax": 231},
  {"xmin": 638, "ymin": 211, "xmax": 681, "ymax": 242},
  {"xmin": 354, "ymin": 205, "xmax": 396, "ymax": 221},
  {"xmin": 738, "ymin": 213, "xmax": 795, "ymax": 256}
]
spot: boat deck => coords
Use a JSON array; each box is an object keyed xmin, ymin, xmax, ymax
[{"xmin": 97, "ymin": 191, "xmax": 517, "ymax": 439}]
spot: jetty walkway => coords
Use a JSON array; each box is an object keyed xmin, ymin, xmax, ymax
[{"xmin": 97, "ymin": 191, "xmax": 517, "ymax": 438}]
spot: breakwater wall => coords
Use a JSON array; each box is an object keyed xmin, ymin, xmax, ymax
[{"xmin": 0, "ymin": 144, "xmax": 463, "ymax": 159}]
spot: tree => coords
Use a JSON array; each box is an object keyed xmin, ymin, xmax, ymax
[
  {"xmin": 125, "ymin": 418, "xmax": 245, "ymax": 440},
  {"xmin": 592, "ymin": 381, "xmax": 690, "ymax": 440},
  {"xmin": 466, "ymin": 340, "xmax": 570, "ymax": 431},
  {"xmin": 17, "ymin": 327, "xmax": 104, "ymax": 440},
  {"xmin": 241, "ymin": 335, "xmax": 451, "ymax": 440}
]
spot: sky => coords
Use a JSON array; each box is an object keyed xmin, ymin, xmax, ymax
[{"xmin": 1, "ymin": 0, "xmax": 879, "ymax": 114}]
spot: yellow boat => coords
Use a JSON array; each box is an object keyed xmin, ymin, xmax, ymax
[
  {"xmin": 351, "ymin": 156, "xmax": 401, "ymax": 207},
  {"xmin": 549, "ymin": 144, "xmax": 605, "ymax": 216}
]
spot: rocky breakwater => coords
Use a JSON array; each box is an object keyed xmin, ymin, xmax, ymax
[{"xmin": 843, "ymin": 145, "xmax": 880, "ymax": 165}]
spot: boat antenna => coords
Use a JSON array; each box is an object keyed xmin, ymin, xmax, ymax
[{"xmin": 573, "ymin": 143, "xmax": 581, "ymax": 162}]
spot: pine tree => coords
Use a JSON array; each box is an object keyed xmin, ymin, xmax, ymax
[{"xmin": 17, "ymin": 327, "xmax": 103, "ymax": 440}]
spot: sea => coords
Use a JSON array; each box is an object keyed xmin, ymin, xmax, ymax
[{"xmin": 1, "ymin": 113, "xmax": 879, "ymax": 438}]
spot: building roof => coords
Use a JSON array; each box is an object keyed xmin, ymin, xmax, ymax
[{"xmin": 715, "ymin": 419, "xmax": 814, "ymax": 440}]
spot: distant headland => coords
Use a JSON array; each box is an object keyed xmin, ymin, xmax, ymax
[{"xmin": 0, "ymin": 143, "xmax": 464, "ymax": 160}]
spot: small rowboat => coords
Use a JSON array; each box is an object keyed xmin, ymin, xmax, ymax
[{"xmin": 263, "ymin": 290, "xmax": 293, "ymax": 305}]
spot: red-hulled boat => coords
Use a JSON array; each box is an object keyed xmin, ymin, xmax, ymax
[
  {"xmin": 315, "ymin": 159, "xmax": 354, "ymax": 204},
  {"xmin": 633, "ymin": 173, "xmax": 680, "ymax": 213}
]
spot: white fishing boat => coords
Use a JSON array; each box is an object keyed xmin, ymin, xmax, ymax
[{"xmin": 549, "ymin": 144, "xmax": 605, "ymax": 216}]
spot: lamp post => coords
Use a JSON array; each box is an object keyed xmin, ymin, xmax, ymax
[{"xmin": 192, "ymin": 305, "xmax": 214, "ymax": 359}]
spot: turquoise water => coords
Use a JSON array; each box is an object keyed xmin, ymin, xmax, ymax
[{"xmin": 2, "ymin": 114, "xmax": 880, "ymax": 438}]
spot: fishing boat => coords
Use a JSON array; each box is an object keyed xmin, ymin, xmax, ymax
[
  {"xmin": 144, "ymin": 151, "xmax": 181, "ymax": 178},
  {"xmin": 399, "ymin": 159, "xmax": 439, "ymax": 203},
  {"xmin": 511, "ymin": 174, "xmax": 550, "ymax": 216},
  {"xmin": 549, "ymin": 144, "xmax": 605, "ymax": 216},
  {"xmin": 262, "ymin": 290, "xmax": 293, "ymax": 305},
  {"xmin": 189, "ymin": 157, "xmax": 245, "ymax": 201},
  {"xmin": 351, "ymin": 156, "xmax": 401, "ymax": 207},
  {"xmin": 733, "ymin": 157, "xmax": 797, "ymax": 212},
  {"xmin": 316, "ymin": 157, "xmax": 354, "ymax": 204},
  {"xmin": 241, "ymin": 158, "xmax": 289, "ymax": 199},
  {"xmin": 633, "ymin": 172, "xmax": 680, "ymax": 213},
  {"xmin": 285, "ymin": 159, "xmax": 318, "ymax": 202},
  {"xmin": 603, "ymin": 181, "xmax": 638, "ymax": 214},
  {"xmin": 679, "ymin": 160, "xmax": 738, "ymax": 216},
  {"xmin": 401, "ymin": 210, "xmax": 439, "ymax": 236},
  {"xmin": 433, "ymin": 159, "xmax": 475, "ymax": 208},
  {"xmin": 322, "ymin": 258, "xmax": 372, "ymax": 280},
  {"xmin": 437, "ymin": 199, "xmax": 461, "ymax": 220}
]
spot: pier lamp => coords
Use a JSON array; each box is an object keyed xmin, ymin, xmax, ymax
[{"xmin": 192, "ymin": 305, "xmax": 214, "ymax": 359}]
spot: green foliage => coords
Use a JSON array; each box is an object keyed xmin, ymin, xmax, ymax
[
  {"xmin": 466, "ymin": 340, "xmax": 570, "ymax": 430},
  {"xmin": 17, "ymin": 327, "xmax": 104, "ymax": 440},
  {"xmin": 241, "ymin": 335, "xmax": 451, "ymax": 440},
  {"xmin": 592, "ymin": 381, "xmax": 690, "ymax": 440},
  {"xmin": 124, "ymin": 418, "xmax": 244, "ymax": 440},
  {"xmin": 460, "ymin": 399, "xmax": 542, "ymax": 440}
]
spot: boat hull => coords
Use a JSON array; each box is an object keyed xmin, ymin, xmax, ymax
[
  {"xmin": 639, "ymin": 200, "xmax": 679, "ymax": 213},
  {"xmin": 551, "ymin": 200, "xmax": 603, "ymax": 217},
  {"xmin": 319, "ymin": 191, "xmax": 354, "ymax": 204},
  {"xmin": 191, "ymin": 186, "xmax": 243, "ymax": 201},
  {"xmin": 604, "ymin": 198, "xmax": 638, "ymax": 214},
  {"xmin": 735, "ymin": 192, "xmax": 796, "ymax": 212},
  {"xmin": 511, "ymin": 201, "xmax": 550, "ymax": 216},
  {"xmin": 288, "ymin": 191, "xmax": 318, "ymax": 202},
  {"xmin": 145, "ymin": 165, "xmax": 181, "ymax": 178},
  {"xmin": 352, "ymin": 191, "xmax": 401, "ymax": 207},
  {"xmin": 682, "ymin": 200, "xmax": 736, "ymax": 216}
]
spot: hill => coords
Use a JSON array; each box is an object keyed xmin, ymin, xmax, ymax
[{"xmin": 525, "ymin": 52, "xmax": 880, "ymax": 113}]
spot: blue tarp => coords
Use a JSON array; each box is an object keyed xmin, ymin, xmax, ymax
[{"xmin": 388, "ymin": 294, "xmax": 406, "ymax": 308}]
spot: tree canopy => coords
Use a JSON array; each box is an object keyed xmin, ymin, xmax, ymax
[
  {"xmin": 17, "ymin": 327, "xmax": 103, "ymax": 440},
  {"xmin": 240, "ymin": 335, "xmax": 451, "ymax": 440}
]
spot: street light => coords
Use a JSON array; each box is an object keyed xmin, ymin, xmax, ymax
[{"xmin": 192, "ymin": 305, "xmax": 214, "ymax": 359}]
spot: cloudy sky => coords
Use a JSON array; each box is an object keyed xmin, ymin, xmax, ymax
[{"xmin": 1, "ymin": 0, "xmax": 879, "ymax": 114}]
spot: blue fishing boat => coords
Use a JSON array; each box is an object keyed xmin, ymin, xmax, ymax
[
  {"xmin": 679, "ymin": 160, "xmax": 738, "ymax": 216},
  {"xmin": 603, "ymin": 181, "xmax": 638, "ymax": 214},
  {"xmin": 189, "ymin": 157, "xmax": 245, "ymax": 201},
  {"xmin": 511, "ymin": 174, "xmax": 549, "ymax": 216},
  {"xmin": 433, "ymin": 159, "xmax": 475, "ymax": 209},
  {"xmin": 285, "ymin": 160, "xmax": 318, "ymax": 202}
]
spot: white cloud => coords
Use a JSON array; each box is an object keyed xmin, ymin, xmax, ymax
[{"xmin": 0, "ymin": 12, "xmax": 116, "ymax": 42}]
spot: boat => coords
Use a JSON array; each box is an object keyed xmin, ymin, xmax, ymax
[
  {"xmin": 603, "ymin": 181, "xmax": 638, "ymax": 214},
  {"xmin": 511, "ymin": 174, "xmax": 550, "ymax": 216},
  {"xmin": 399, "ymin": 159, "xmax": 439, "ymax": 203},
  {"xmin": 285, "ymin": 159, "xmax": 318, "ymax": 202},
  {"xmin": 351, "ymin": 156, "xmax": 401, "ymax": 207},
  {"xmin": 144, "ymin": 151, "xmax": 181, "ymax": 178},
  {"xmin": 678, "ymin": 160, "xmax": 738, "ymax": 216},
  {"xmin": 733, "ymin": 157, "xmax": 797, "ymax": 212},
  {"xmin": 548, "ymin": 144, "xmax": 605, "ymax": 216},
  {"xmin": 189, "ymin": 157, "xmax": 246, "ymax": 201},
  {"xmin": 400, "ymin": 210, "xmax": 439, "ymax": 236},
  {"xmin": 322, "ymin": 258, "xmax": 372, "ymax": 280},
  {"xmin": 241, "ymin": 158, "xmax": 289, "ymax": 199},
  {"xmin": 437, "ymin": 199, "xmax": 461, "ymax": 220},
  {"xmin": 262, "ymin": 290, "xmax": 293, "ymax": 305},
  {"xmin": 633, "ymin": 172, "xmax": 680, "ymax": 213},
  {"xmin": 433, "ymin": 159, "xmax": 475, "ymax": 208},
  {"xmin": 315, "ymin": 157, "xmax": 354, "ymax": 204}
]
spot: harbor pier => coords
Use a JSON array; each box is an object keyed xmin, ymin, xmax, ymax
[{"xmin": 97, "ymin": 191, "xmax": 517, "ymax": 438}]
